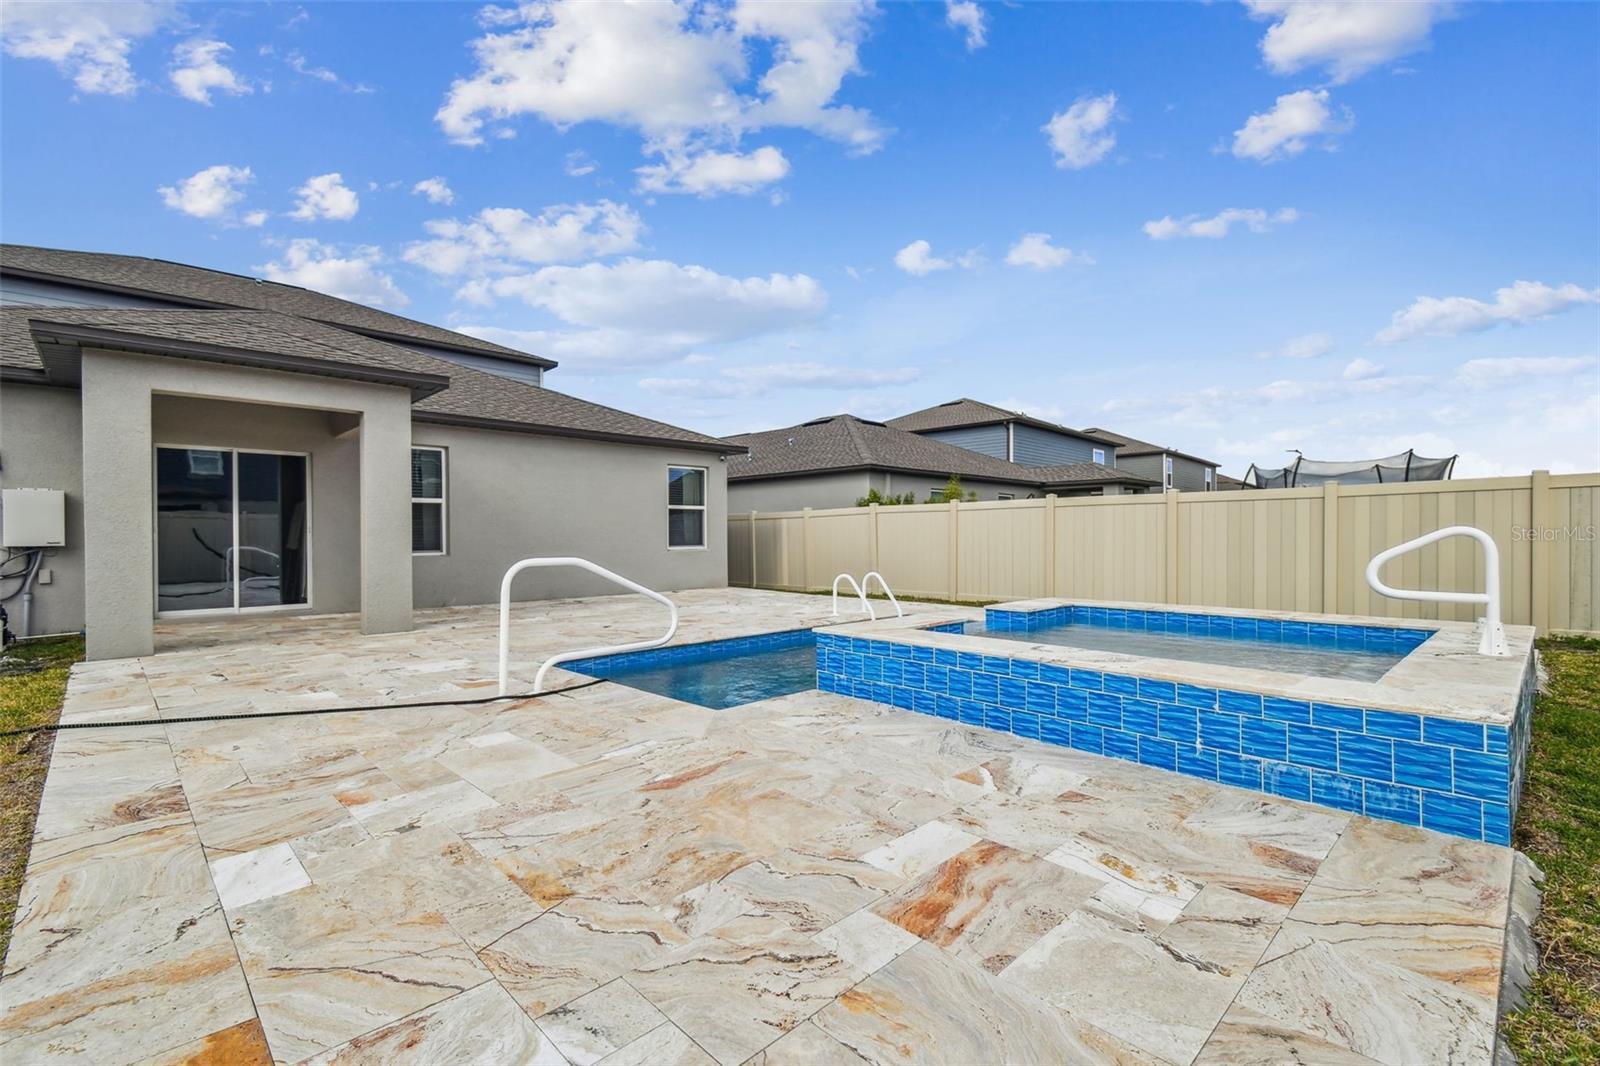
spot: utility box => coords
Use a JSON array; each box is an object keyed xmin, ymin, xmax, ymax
[{"xmin": 1, "ymin": 489, "xmax": 66, "ymax": 547}]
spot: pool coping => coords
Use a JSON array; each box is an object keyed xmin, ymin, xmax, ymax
[{"xmin": 826, "ymin": 598, "xmax": 1535, "ymax": 728}]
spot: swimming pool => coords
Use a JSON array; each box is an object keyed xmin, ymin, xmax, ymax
[{"xmin": 565, "ymin": 629, "xmax": 817, "ymax": 709}]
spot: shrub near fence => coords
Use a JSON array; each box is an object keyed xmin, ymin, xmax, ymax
[{"xmin": 729, "ymin": 471, "xmax": 1600, "ymax": 635}]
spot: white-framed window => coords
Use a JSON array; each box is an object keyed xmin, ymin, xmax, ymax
[
  {"xmin": 412, "ymin": 447, "xmax": 447, "ymax": 554},
  {"xmin": 668, "ymin": 466, "xmax": 707, "ymax": 549},
  {"xmin": 1164, "ymin": 455, "xmax": 1175, "ymax": 491},
  {"xmin": 1204, "ymin": 467, "xmax": 1215, "ymax": 491},
  {"xmin": 1091, "ymin": 447, "xmax": 1106, "ymax": 465},
  {"xmin": 997, "ymin": 493, "xmax": 1015, "ymax": 501}
]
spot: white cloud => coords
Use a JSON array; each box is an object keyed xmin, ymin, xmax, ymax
[
  {"xmin": 1043, "ymin": 91, "xmax": 1119, "ymax": 169},
  {"xmin": 457, "ymin": 257, "xmax": 826, "ymax": 368},
  {"xmin": 564, "ymin": 150, "xmax": 597, "ymax": 177},
  {"xmin": 257, "ymin": 239, "xmax": 408, "ymax": 308},
  {"xmin": 411, "ymin": 177, "xmax": 455, "ymax": 205},
  {"xmin": 1232, "ymin": 89, "xmax": 1351, "ymax": 162},
  {"xmin": 945, "ymin": 1, "xmax": 987, "ymax": 51},
  {"xmin": 636, "ymin": 145, "xmax": 789, "ymax": 197},
  {"xmin": 1244, "ymin": 1, "xmax": 1453, "ymax": 84},
  {"xmin": 1342, "ymin": 357, "xmax": 1383, "ymax": 381},
  {"xmin": 894, "ymin": 240, "xmax": 951, "ymax": 276},
  {"xmin": 640, "ymin": 360, "xmax": 920, "ymax": 398},
  {"xmin": 1376, "ymin": 281, "xmax": 1600, "ymax": 344},
  {"xmin": 1455, "ymin": 355, "xmax": 1598, "ymax": 390},
  {"xmin": 157, "ymin": 164, "xmax": 262, "ymax": 225},
  {"xmin": 1, "ymin": 1, "xmax": 174, "ymax": 96},
  {"xmin": 289, "ymin": 172, "xmax": 360, "ymax": 221},
  {"xmin": 169, "ymin": 38, "xmax": 249, "ymax": 104},
  {"xmin": 436, "ymin": 0, "xmax": 883, "ymax": 156},
  {"xmin": 404, "ymin": 201, "xmax": 643, "ymax": 276},
  {"xmin": 1004, "ymin": 233, "xmax": 1087, "ymax": 270},
  {"xmin": 1258, "ymin": 332, "xmax": 1335, "ymax": 360},
  {"xmin": 1143, "ymin": 207, "xmax": 1299, "ymax": 240}
]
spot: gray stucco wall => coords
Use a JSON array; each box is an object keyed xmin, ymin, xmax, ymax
[
  {"xmin": 410, "ymin": 422, "xmax": 729, "ymax": 606},
  {"xmin": 0, "ymin": 384, "xmax": 86, "ymax": 637},
  {"xmin": 728, "ymin": 472, "xmax": 874, "ymax": 512}
]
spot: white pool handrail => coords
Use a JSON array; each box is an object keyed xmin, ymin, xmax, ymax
[
  {"xmin": 861, "ymin": 571, "xmax": 904, "ymax": 617},
  {"xmin": 498, "ymin": 557, "xmax": 678, "ymax": 695},
  {"xmin": 1364, "ymin": 525, "xmax": 1508, "ymax": 656},
  {"xmin": 831, "ymin": 573, "xmax": 875, "ymax": 619}
]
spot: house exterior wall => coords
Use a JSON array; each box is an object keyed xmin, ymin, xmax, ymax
[
  {"xmin": 1118, "ymin": 452, "xmax": 1216, "ymax": 491},
  {"xmin": 919, "ymin": 425, "xmax": 1009, "ymax": 460},
  {"xmin": 729, "ymin": 472, "xmax": 873, "ymax": 512},
  {"xmin": 410, "ymin": 422, "xmax": 729, "ymax": 606},
  {"xmin": 1, "ymin": 275, "xmax": 179, "ymax": 309},
  {"xmin": 0, "ymin": 383, "xmax": 86, "ymax": 637},
  {"xmin": 1012, "ymin": 424, "xmax": 1106, "ymax": 466}
]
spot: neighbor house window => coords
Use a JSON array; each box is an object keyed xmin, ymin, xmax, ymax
[
  {"xmin": 1092, "ymin": 447, "xmax": 1106, "ymax": 465},
  {"xmin": 997, "ymin": 493, "xmax": 1015, "ymax": 501},
  {"xmin": 412, "ymin": 447, "xmax": 447, "ymax": 554},
  {"xmin": 1204, "ymin": 467, "xmax": 1215, "ymax": 491},
  {"xmin": 1164, "ymin": 455, "xmax": 1175, "ymax": 491},
  {"xmin": 668, "ymin": 466, "xmax": 706, "ymax": 548}
]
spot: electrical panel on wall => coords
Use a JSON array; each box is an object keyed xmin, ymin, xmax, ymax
[{"xmin": 1, "ymin": 489, "xmax": 66, "ymax": 547}]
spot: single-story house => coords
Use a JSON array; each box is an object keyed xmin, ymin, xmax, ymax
[
  {"xmin": 0, "ymin": 244, "xmax": 744, "ymax": 660},
  {"xmin": 1081, "ymin": 427, "xmax": 1221, "ymax": 492},
  {"xmin": 725, "ymin": 414, "xmax": 1156, "ymax": 511}
]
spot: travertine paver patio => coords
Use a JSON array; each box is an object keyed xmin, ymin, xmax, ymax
[{"xmin": 0, "ymin": 589, "xmax": 1517, "ymax": 1065}]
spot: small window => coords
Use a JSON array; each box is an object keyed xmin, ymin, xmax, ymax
[
  {"xmin": 1204, "ymin": 467, "xmax": 1215, "ymax": 491},
  {"xmin": 1091, "ymin": 447, "xmax": 1106, "ymax": 465},
  {"xmin": 997, "ymin": 493, "xmax": 1015, "ymax": 501},
  {"xmin": 412, "ymin": 447, "xmax": 447, "ymax": 554},
  {"xmin": 668, "ymin": 466, "xmax": 707, "ymax": 548},
  {"xmin": 1164, "ymin": 455, "xmax": 1174, "ymax": 491}
]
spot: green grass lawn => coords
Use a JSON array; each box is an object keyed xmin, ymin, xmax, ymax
[
  {"xmin": 0, "ymin": 634, "xmax": 84, "ymax": 964},
  {"xmin": 1503, "ymin": 636, "xmax": 1600, "ymax": 1064}
]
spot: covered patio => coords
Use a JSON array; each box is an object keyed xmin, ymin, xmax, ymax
[{"xmin": 0, "ymin": 589, "xmax": 1524, "ymax": 1065}]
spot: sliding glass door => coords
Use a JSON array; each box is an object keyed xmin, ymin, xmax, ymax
[{"xmin": 155, "ymin": 447, "xmax": 310, "ymax": 614}]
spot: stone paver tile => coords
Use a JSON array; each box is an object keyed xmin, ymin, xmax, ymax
[
  {"xmin": 132, "ymin": 1018, "xmax": 273, "ymax": 1066},
  {"xmin": 436, "ymin": 732, "xmax": 577, "ymax": 798},
  {"xmin": 1180, "ymin": 791, "xmax": 1349, "ymax": 864},
  {"xmin": 953, "ymin": 752, "xmax": 1093, "ymax": 800},
  {"xmin": 747, "ymin": 1019, "xmax": 871, "ymax": 1065},
  {"xmin": 945, "ymin": 790, "xmax": 1083, "ymax": 857},
  {"xmin": 858, "ymin": 821, "xmax": 979, "ymax": 881},
  {"xmin": 999, "ymin": 908, "xmax": 1245, "ymax": 1065},
  {"xmin": 536, "ymin": 979, "xmax": 667, "ymax": 1066},
  {"xmin": 626, "ymin": 914, "xmax": 864, "ymax": 1066},
  {"xmin": 343, "ymin": 779, "xmax": 498, "ymax": 837},
  {"xmin": 187, "ymin": 779, "xmax": 353, "ymax": 854},
  {"xmin": 812, "ymin": 909, "xmax": 920, "ymax": 976},
  {"xmin": 814, "ymin": 941, "xmax": 1157, "ymax": 1066},
  {"xmin": 714, "ymin": 847, "xmax": 903, "ymax": 935},
  {"xmin": 596, "ymin": 1022, "xmax": 716, "ymax": 1066},
  {"xmin": 303, "ymin": 981, "xmax": 564, "ymax": 1065},
  {"xmin": 29, "ymin": 727, "xmax": 186, "ymax": 843},
  {"xmin": 1194, "ymin": 1002, "xmax": 1385, "ymax": 1066},
  {"xmin": 871, "ymin": 839, "xmax": 1098, "ymax": 974},
  {"xmin": 209, "ymin": 843, "xmax": 311, "ymax": 911},
  {"xmin": 479, "ymin": 895, "xmax": 690, "ymax": 1017},
  {"xmin": 1157, "ymin": 883, "xmax": 1294, "ymax": 974},
  {"xmin": 1231, "ymin": 938, "xmax": 1495, "ymax": 1066}
]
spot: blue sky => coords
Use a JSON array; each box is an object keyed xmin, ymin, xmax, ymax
[{"xmin": 4, "ymin": 1, "xmax": 1597, "ymax": 476}]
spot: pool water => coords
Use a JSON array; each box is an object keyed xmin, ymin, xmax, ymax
[
  {"xmin": 967, "ymin": 620, "xmax": 1408, "ymax": 681},
  {"xmin": 568, "ymin": 631, "xmax": 817, "ymax": 709}
]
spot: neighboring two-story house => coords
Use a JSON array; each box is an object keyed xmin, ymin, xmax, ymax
[
  {"xmin": 1082, "ymin": 427, "xmax": 1221, "ymax": 492},
  {"xmin": 887, "ymin": 398, "xmax": 1124, "ymax": 468}
]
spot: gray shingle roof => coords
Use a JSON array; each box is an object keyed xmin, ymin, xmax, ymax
[
  {"xmin": 1082, "ymin": 426, "xmax": 1218, "ymax": 467},
  {"xmin": 1, "ymin": 243, "xmax": 556, "ymax": 369},
  {"xmin": 725, "ymin": 415, "xmax": 1154, "ymax": 488},
  {"xmin": 1, "ymin": 306, "xmax": 741, "ymax": 453},
  {"xmin": 887, "ymin": 398, "xmax": 1119, "ymax": 447}
]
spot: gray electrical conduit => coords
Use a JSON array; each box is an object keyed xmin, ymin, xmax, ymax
[{"xmin": 0, "ymin": 675, "xmax": 612, "ymax": 739}]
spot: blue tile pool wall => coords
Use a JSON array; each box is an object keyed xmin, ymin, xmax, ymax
[
  {"xmin": 816, "ymin": 631, "xmax": 1533, "ymax": 846},
  {"xmin": 567, "ymin": 628, "xmax": 815, "ymax": 673},
  {"xmin": 984, "ymin": 604, "xmax": 1435, "ymax": 656}
]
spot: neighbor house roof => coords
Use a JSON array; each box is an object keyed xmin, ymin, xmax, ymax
[
  {"xmin": 1082, "ymin": 426, "xmax": 1219, "ymax": 467},
  {"xmin": 887, "ymin": 398, "xmax": 1120, "ymax": 447},
  {"xmin": 725, "ymin": 415, "xmax": 1155, "ymax": 490},
  {"xmin": 0, "ymin": 243, "xmax": 556, "ymax": 369},
  {"xmin": 0, "ymin": 305, "xmax": 742, "ymax": 454}
]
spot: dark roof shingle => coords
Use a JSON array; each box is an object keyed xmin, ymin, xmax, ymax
[{"xmin": 887, "ymin": 398, "xmax": 1118, "ymax": 446}]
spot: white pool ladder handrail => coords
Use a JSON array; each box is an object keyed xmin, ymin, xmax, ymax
[
  {"xmin": 498, "ymin": 557, "xmax": 679, "ymax": 695},
  {"xmin": 861, "ymin": 571, "xmax": 904, "ymax": 617},
  {"xmin": 831, "ymin": 573, "xmax": 875, "ymax": 619},
  {"xmin": 1364, "ymin": 525, "xmax": 1508, "ymax": 656}
]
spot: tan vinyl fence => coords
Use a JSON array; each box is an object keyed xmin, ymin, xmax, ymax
[{"xmin": 728, "ymin": 471, "xmax": 1600, "ymax": 636}]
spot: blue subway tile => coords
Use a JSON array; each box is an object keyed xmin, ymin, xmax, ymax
[
  {"xmin": 1218, "ymin": 690, "xmax": 1263, "ymax": 716},
  {"xmin": 1263, "ymin": 697, "xmax": 1312, "ymax": 725},
  {"xmin": 1287, "ymin": 724, "xmax": 1339, "ymax": 771},
  {"xmin": 1311, "ymin": 702, "xmax": 1365, "ymax": 732},
  {"xmin": 934, "ymin": 648, "xmax": 959, "ymax": 667},
  {"xmin": 1070, "ymin": 669, "xmax": 1104, "ymax": 691},
  {"xmin": 1453, "ymin": 750, "xmax": 1512, "ymax": 802},
  {"xmin": 947, "ymin": 670, "xmax": 972, "ymax": 699},
  {"xmin": 1364, "ymin": 782, "xmax": 1421, "ymax": 825},
  {"xmin": 1199, "ymin": 710, "xmax": 1242, "ymax": 752},
  {"xmin": 1264, "ymin": 762, "xmax": 1311, "ymax": 801},
  {"xmin": 1177, "ymin": 746, "xmax": 1219, "ymax": 781},
  {"xmin": 1486, "ymin": 726, "xmax": 1511, "ymax": 755},
  {"xmin": 1311, "ymin": 770, "xmax": 1365, "ymax": 813},
  {"xmin": 1218, "ymin": 752, "xmax": 1263, "ymax": 790},
  {"xmin": 923, "ymin": 665, "xmax": 950, "ymax": 693},
  {"xmin": 1423, "ymin": 717, "xmax": 1486, "ymax": 751},
  {"xmin": 1137, "ymin": 678, "xmax": 1177, "ymax": 703},
  {"xmin": 1010, "ymin": 710, "xmax": 1041, "ymax": 740},
  {"xmin": 1039, "ymin": 716, "xmax": 1072, "ymax": 747},
  {"xmin": 1121, "ymin": 698, "xmax": 1160, "ymax": 737},
  {"xmin": 1482, "ymin": 803, "xmax": 1512, "ymax": 846},
  {"xmin": 1364, "ymin": 709, "xmax": 1422, "ymax": 742},
  {"xmin": 1056, "ymin": 688, "xmax": 1089, "ymax": 722},
  {"xmin": 1009, "ymin": 659, "xmax": 1040, "ymax": 681},
  {"xmin": 1338, "ymin": 733, "xmax": 1394, "ymax": 782},
  {"xmin": 1087, "ymin": 692, "xmax": 1123, "ymax": 729},
  {"xmin": 1103, "ymin": 673, "xmax": 1140, "ymax": 697},
  {"xmin": 1039, "ymin": 664, "xmax": 1073, "ymax": 687},
  {"xmin": 971, "ymin": 674, "xmax": 999, "ymax": 705},
  {"xmin": 1103, "ymin": 728, "xmax": 1140, "ymax": 763},
  {"xmin": 957, "ymin": 700, "xmax": 985, "ymax": 726},
  {"xmin": 1025, "ymin": 681, "xmax": 1058, "ymax": 715},
  {"xmin": 1394, "ymin": 740, "xmax": 1454, "ymax": 791},
  {"xmin": 1138, "ymin": 736, "xmax": 1178, "ymax": 771},
  {"xmin": 1176, "ymin": 684, "xmax": 1218, "ymax": 710},
  {"xmin": 1157, "ymin": 704, "xmax": 1200, "ymax": 745},
  {"xmin": 998, "ymin": 677, "xmax": 1028, "ymax": 708},
  {"xmin": 956, "ymin": 651, "xmax": 985, "ymax": 672},
  {"xmin": 934, "ymin": 695, "xmax": 961, "ymax": 721},
  {"xmin": 1422, "ymin": 792, "xmax": 1483, "ymax": 840},
  {"xmin": 984, "ymin": 707, "xmax": 1013, "ymax": 732},
  {"xmin": 1240, "ymin": 718, "xmax": 1288, "ymax": 762},
  {"xmin": 912, "ymin": 691, "xmax": 937, "ymax": 716},
  {"xmin": 1069, "ymin": 722, "xmax": 1104, "ymax": 754}
]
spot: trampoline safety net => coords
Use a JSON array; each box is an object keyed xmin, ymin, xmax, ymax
[{"xmin": 1243, "ymin": 450, "xmax": 1456, "ymax": 488}]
